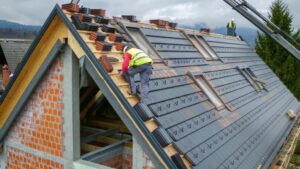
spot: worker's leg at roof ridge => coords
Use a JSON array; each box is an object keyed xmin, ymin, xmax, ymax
[
  {"xmin": 139, "ymin": 64, "xmax": 152, "ymax": 102},
  {"xmin": 127, "ymin": 67, "xmax": 138, "ymax": 95},
  {"xmin": 127, "ymin": 64, "xmax": 152, "ymax": 102}
]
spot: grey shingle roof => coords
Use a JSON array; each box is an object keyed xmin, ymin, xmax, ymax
[
  {"xmin": 120, "ymin": 22, "xmax": 300, "ymax": 168},
  {"xmin": 0, "ymin": 39, "xmax": 31, "ymax": 73}
]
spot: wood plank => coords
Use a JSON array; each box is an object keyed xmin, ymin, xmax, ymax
[
  {"xmin": 81, "ymin": 144, "xmax": 101, "ymax": 152},
  {"xmin": 81, "ymin": 91, "xmax": 104, "ymax": 120},
  {"xmin": 81, "ymin": 139, "xmax": 132, "ymax": 153},
  {"xmin": 80, "ymin": 95, "xmax": 96, "ymax": 120},
  {"xmin": 145, "ymin": 119, "xmax": 159, "ymax": 132},
  {"xmin": 270, "ymin": 118, "xmax": 300, "ymax": 169},
  {"xmin": 96, "ymin": 136, "xmax": 132, "ymax": 148},
  {"xmin": 100, "ymin": 118, "xmax": 126, "ymax": 125},
  {"xmin": 68, "ymin": 31, "xmax": 85, "ymax": 57},
  {"xmin": 87, "ymin": 120, "xmax": 130, "ymax": 134},
  {"xmin": 80, "ymin": 85, "xmax": 97, "ymax": 104}
]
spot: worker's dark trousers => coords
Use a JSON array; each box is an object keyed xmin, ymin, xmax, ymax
[
  {"xmin": 227, "ymin": 28, "xmax": 236, "ymax": 36},
  {"xmin": 126, "ymin": 63, "xmax": 152, "ymax": 102}
]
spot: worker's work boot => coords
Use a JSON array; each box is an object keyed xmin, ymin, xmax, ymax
[
  {"xmin": 137, "ymin": 85, "xmax": 141, "ymax": 94},
  {"xmin": 127, "ymin": 90, "xmax": 137, "ymax": 96}
]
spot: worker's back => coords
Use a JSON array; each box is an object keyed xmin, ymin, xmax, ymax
[{"xmin": 127, "ymin": 48, "xmax": 153, "ymax": 67}]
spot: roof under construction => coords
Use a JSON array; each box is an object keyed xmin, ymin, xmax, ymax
[{"xmin": 0, "ymin": 4, "xmax": 299, "ymax": 169}]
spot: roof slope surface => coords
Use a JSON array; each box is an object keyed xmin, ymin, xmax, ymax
[
  {"xmin": 0, "ymin": 4, "xmax": 299, "ymax": 169},
  {"xmin": 68, "ymin": 10, "xmax": 299, "ymax": 168},
  {"xmin": 0, "ymin": 39, "xmax": 31, "ymax": 72},
  {"xmin": 123, "ymin": 25, "xmax": 300, "ymax": 169}
]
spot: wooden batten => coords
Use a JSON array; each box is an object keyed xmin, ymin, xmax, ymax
[{"xmin": 270, "ymin": 118, "xmax": 300, "ymax": 169}]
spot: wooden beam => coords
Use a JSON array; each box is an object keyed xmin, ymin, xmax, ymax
[
  {"xmin": 145, "ymin": 119, "xmax": 159, "ymax": 132},
  {"xmin": 80, "ymin": 95, "xmax": 96, "ymax": 120},
  {"xmin": 81, "ymin": 144, "xmax": 101, "ymax": 153},
  {"xmin": 91, "ymin": 135, "xmax": 132, "ymax": 148},
  {"xmin": 87, "ymin": 120, "xmax": 130, "ymax": 134},
  {"xmin": 80, "ymin": 84, "xmax": 97, "ymax": 104},
  {"xmin": 67, "ymin": 30, "xmax": 86, "ymax": 57}
]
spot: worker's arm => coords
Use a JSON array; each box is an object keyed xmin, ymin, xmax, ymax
[{"xmin": 122, "ymin": 53, "xmax": 131, "ymax": 74}]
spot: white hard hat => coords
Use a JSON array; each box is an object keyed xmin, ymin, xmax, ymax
[{"xmin": 123, "ymin": 45, "xmax": 129, "ymax": 53}]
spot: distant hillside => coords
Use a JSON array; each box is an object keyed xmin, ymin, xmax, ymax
[
  {"xmin": 0, "ymin": 19, "xmax": 259, "ymax": 47},
  {"xmin": 0, "ymin": 20, "xmax": 40, "ymax": 31},
  {"xmin": 180, "ymin": 23, "xmax": 208, "ymax": 30},
  {"xmin": 0, "ymin": 20, "xmax": 41, "ymax": 39},
  {"xmin": 213, "ymin": 27, "xmax": 259, "ymax": 47}
]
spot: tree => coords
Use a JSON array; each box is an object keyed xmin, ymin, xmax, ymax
[{"xmin": 255, "ymin": 0, "xmax": 300, "ymax": 100}]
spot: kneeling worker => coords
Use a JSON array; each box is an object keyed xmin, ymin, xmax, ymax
[{"xmin": 122, "ymin": 45, "xmax": 153, "ymax": 102}]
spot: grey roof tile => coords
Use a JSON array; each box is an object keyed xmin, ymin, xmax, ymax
[
  {"xmin": 127, "ymin": 26, "xmax": 300, "ymax": 168},
  {"xmin": 0, "ymin": 39, "xmax": 31, "ymax": 73}
]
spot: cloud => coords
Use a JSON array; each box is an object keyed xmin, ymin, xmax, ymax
[{"xmin": 0, "ymin": 0, "xmax": 299, "ymax": 29}]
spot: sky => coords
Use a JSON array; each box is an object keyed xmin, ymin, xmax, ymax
[{"xmin": 0, "ymin": 0, "xmax": 299, "ymax": 29}]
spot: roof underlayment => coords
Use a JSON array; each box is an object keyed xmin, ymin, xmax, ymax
[{"xmin": 0, "ymin": 4, "xmax": 299, "ymax": 169}]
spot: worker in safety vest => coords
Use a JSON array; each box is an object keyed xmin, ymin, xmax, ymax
[
  {"xmin": 122, "ymin": 45, "xmax": 153, "ymax": 102},
  {"xmin": 227, "ymin": 18, "xmax": 237, "ymax": 36}
]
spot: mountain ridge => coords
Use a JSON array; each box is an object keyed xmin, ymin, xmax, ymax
[
  {"xmin": 0, "ymin": 20, "xmax": 258, "ymax": 47},
  {"xmin": 0, "ymin": 20, "xmax": 40, "ymax": 31}
]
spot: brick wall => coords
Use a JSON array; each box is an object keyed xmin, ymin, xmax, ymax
[
  {"xmin": 133, "ymin": 138, "xmax": 156, "ymax": 169},
  {"xmin": 98, "ymin": 146, "xmax": 133, "ymax": 169},
  {"xmin": 0, "ymin": 48, "xmax": 156, "ymax": 169},
  {"xmin": 95, "ymin": 146, "xmax": 155, "ymax": 169},
  {"xmin": 123, "ymin": 147, "xmax": 132, "ymax": 169},
  {"xmin": 2, "ymin": 57, "xmax": 65, "ymax": 168},
  {"xmin": 100, "ymin": 154, "xmax": 123, "ymax": 169},
  {"xmin": 6, "ymin": 147, "xmax": 63, "ymax": 169}
]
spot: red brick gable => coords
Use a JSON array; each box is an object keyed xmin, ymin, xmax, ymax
[{"xmin": 4, "ymin": 57, "xmax": 65, "ymax": 167}]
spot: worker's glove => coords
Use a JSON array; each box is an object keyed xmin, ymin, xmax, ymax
[
  {"xmin": 119, "ymin": 70, "xmax": 129, "ymax": 82},
  {"xmin": 119, "ymin": 71, "xmax": 124, "ymax": 77}
]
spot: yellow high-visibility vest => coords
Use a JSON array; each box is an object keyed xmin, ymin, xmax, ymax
[
  {"xmin": 228, "ymin": 21, "xmax": 236, "ymax": 28},
  {"xmin": 127, "ymin": 48, "xmax": 153, "ymax": 67}
]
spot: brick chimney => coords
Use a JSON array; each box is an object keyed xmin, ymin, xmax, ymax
[{"xmin": 2, "ymin": 65, "xmax": 11, "ymax": 89}]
